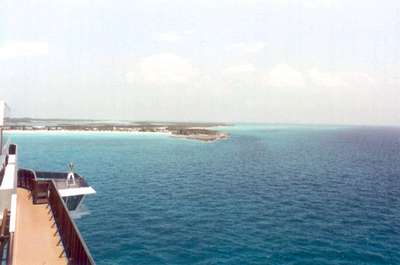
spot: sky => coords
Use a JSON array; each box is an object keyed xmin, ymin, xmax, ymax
[{"xmin": 1, "ymin": 0, "xmax": 400, "ymax": 125}]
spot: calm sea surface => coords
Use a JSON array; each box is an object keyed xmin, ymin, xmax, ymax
[{"xmin": 9, "ymin": 125, "xmax": 400, "ymax": 265}]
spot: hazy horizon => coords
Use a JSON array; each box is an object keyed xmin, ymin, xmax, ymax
[
  {"xmin": 7, "ymin": 116, "xmax": 400, "ymax": 128},
  {"xmin": 1, "ymin": 0, "xmax": 400, "ymax": 126}
]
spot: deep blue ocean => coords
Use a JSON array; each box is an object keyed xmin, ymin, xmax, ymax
[{"xmin": 9, "ymin": 125, "xmax": 400, "ymax": 265}]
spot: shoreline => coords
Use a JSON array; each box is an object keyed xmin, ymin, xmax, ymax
[
  {"xmin": 4, "ymin": 129, "xmax": 229, "ymax": 142},
  {"xmin": 4, "ymin": 129, "xmax": 171, "ymax": 135},
  {"xmin": 170, "ymin": 132, "xmax": 229, "ymax": 142},
  {"xmin": 4, "ymin": 118, "xmax": 230, "ymax": 142}
]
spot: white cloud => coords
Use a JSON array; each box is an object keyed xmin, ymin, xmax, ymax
[
  {"xmin": 271, "ymin": 0, "xmax": 341, "ymax": 8},
  {"xmin": 302, "ymin": 0, "xmax": 341, "ymax": 8},
  {"xmin": 156, "ymin": 32, "xmax": 182, "ymax": 43},
  {"xmin": 183, "ymin": 30, "xmax": 194, "ymax": 35},
  {"xmin": 384, "ymin": 75, "xmax": 400, "ymax": 87},
  {"xmin": 306, "ymin": 68, "xmax": 348, "ymax": 88},
  {"xmin": 341, "ymin": 71, "xmax": 377, "ymax": 87},
  {"xmin": 155, "ymin": 30, "xmax": 193, "ymax": 43},
  {"xmin": 226, "ymin": 41, "xmax": 266, "ymax": 54},
  {"xmin": 126, "ymin": 53, "xmax": 198, "ymax": 85},
  {"xmin": 0, "ymin": 41, "xmax": 49, "ymax": 59},
  {"xmin": 306, "ymin": 69, "xmax": 379, "ymax": 88},
  {"xmin": 222, "ymin": 63, "xmax": 380, "ymax": 91},
  {"xmin": 223, "ymin": 64, "xmax": 257, "ymax": 76},
  {"xmin": 263, "ymin": 64, "xmax": 306, "ymax": 88}
]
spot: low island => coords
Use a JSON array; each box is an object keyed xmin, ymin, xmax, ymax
[{"xmin": 4, "ymin": 118, "xmax": 230, "ymax": 142}]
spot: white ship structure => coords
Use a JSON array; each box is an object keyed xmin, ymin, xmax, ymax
[{"xmin": 0, "ymin": 101, "xmax": 96, "ymax": 265}]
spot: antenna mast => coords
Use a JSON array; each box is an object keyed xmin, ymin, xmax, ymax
[{"xmin": 0, "ymin": 101, "xmax": 10, "ymax": 155}]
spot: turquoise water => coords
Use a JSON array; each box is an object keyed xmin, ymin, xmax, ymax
[{"xmin": 9, "ymin": 125, "xmax": 400, "ymax": 264}]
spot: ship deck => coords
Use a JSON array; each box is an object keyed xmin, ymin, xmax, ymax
[{"xmin": 13, "ymin": 188, "xmax": 68, "ymax": 265}]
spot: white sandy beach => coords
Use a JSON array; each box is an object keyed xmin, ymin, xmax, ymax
[{"xmin": 4, "ymin": 129, "xmax": 172, "ymax": 136}]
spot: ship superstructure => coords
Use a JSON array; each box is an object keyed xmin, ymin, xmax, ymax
[{"xmin": 0, "ymin": 101, "xmax": 96, "ymax": 265}]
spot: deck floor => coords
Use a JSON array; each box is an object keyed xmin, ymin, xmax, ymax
[{"xmin": 13, "ymin": 188, "xmax": 68, "ymax": 265}]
